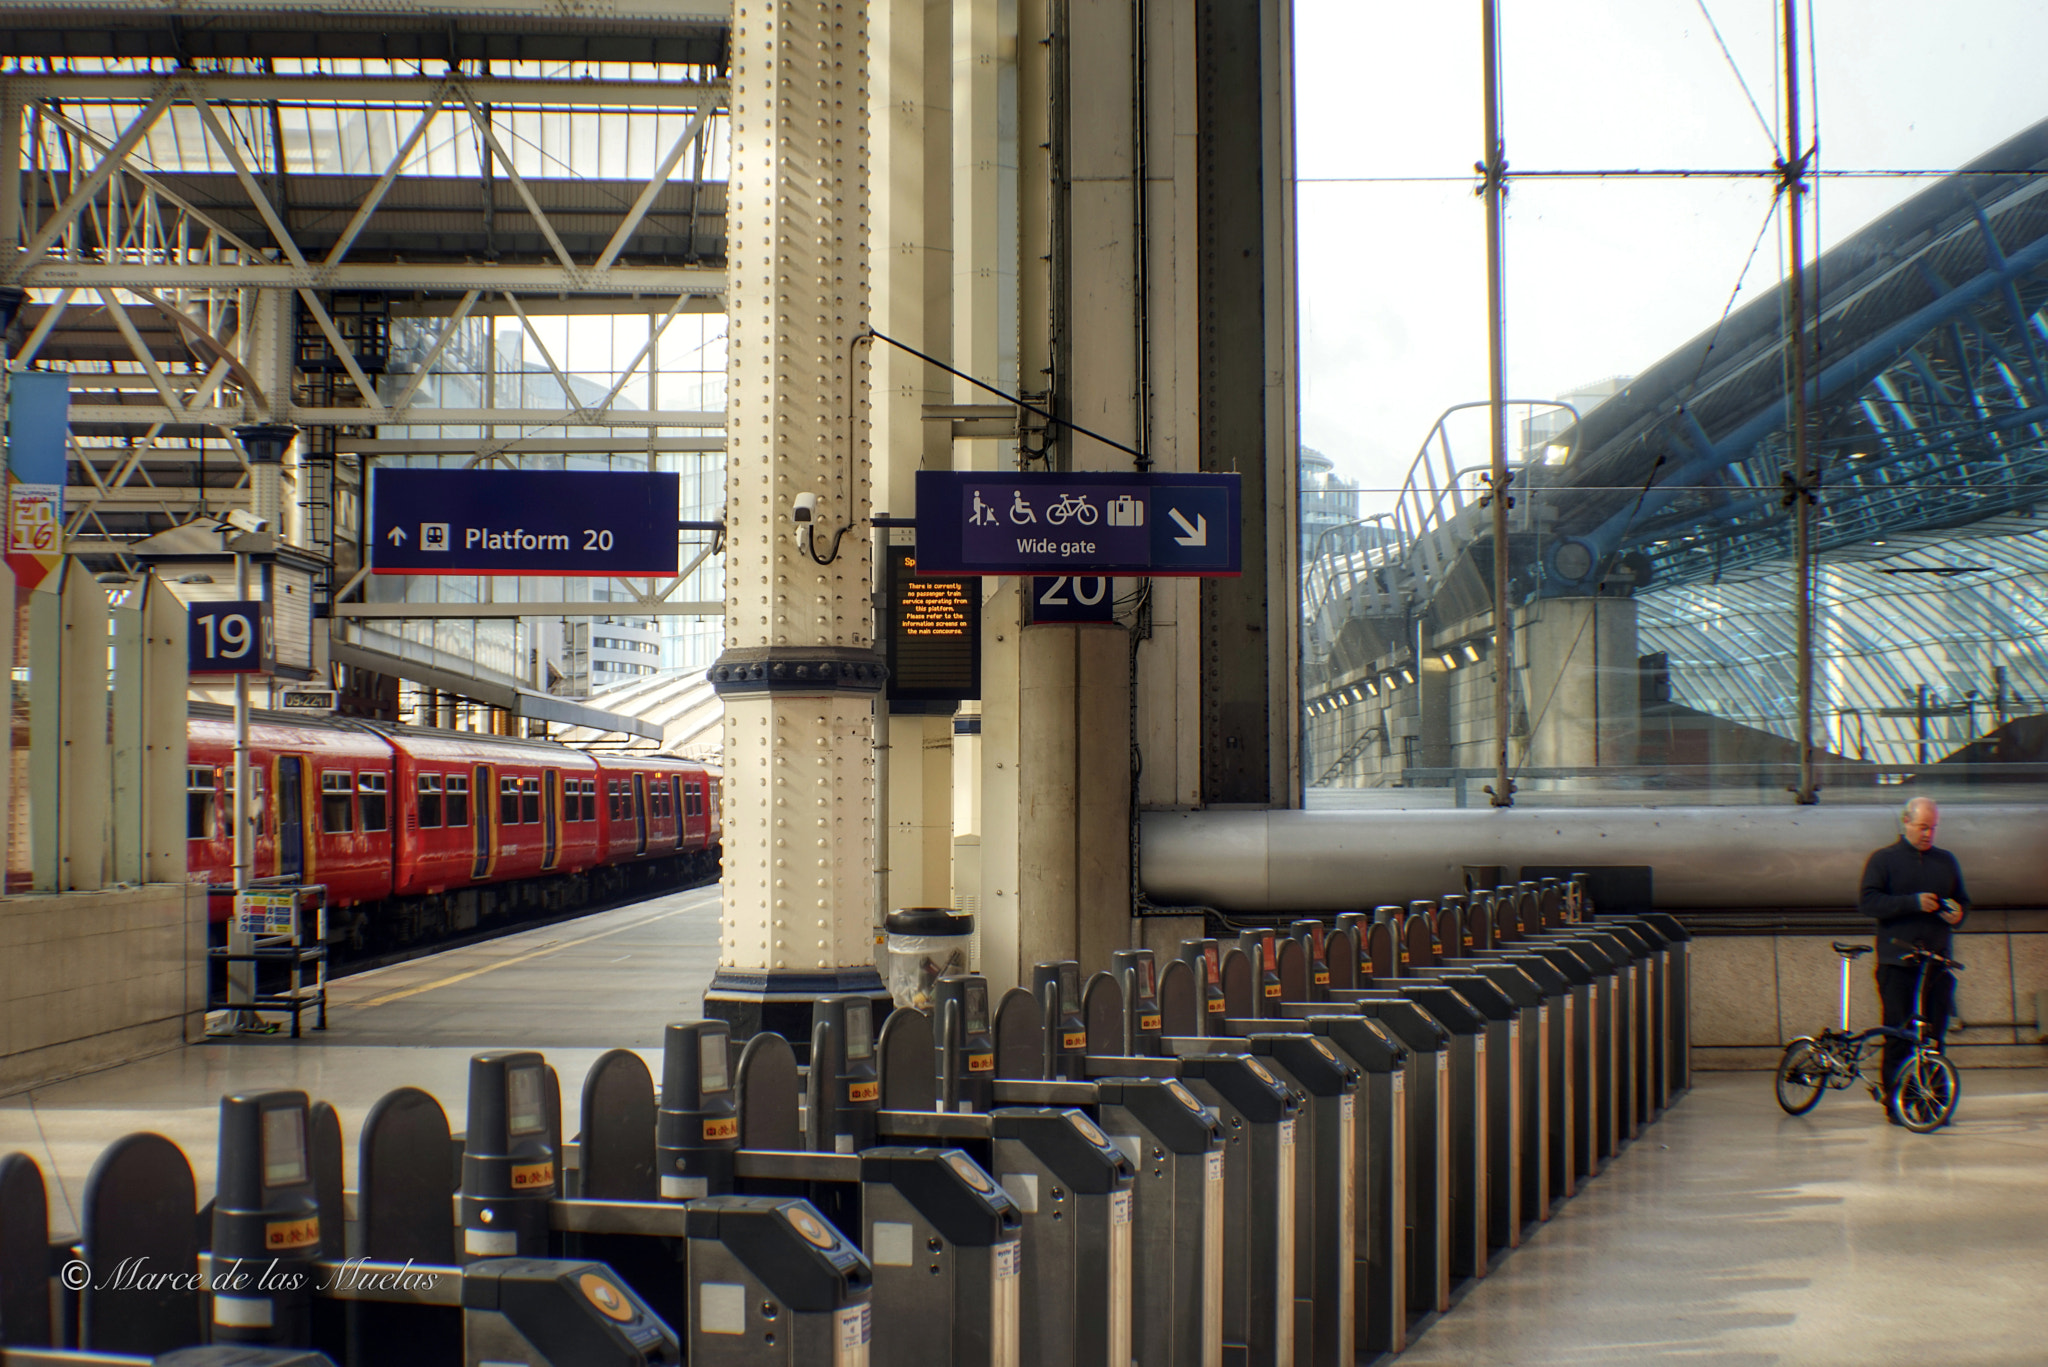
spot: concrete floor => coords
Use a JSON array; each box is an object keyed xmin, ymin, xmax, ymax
[
  {"xmin": 0, "ymin": 882, "xmax": 723, "ymax": 1222},
  {"xmin": 5, "ymin": 883, "xmax": 2047, "ymax": 1364},
  {"xmin": 1401, "ymin": 1068, "xmax": 2048, "ymax": 1366}
]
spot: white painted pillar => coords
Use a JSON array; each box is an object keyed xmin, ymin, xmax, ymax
[{"xmin": 706, "ymin": 0, "xmax": 887, "ymax": 1038}]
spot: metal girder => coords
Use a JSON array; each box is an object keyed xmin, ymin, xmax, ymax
[
  {"xmin": 333, "ymin": 601, "xmax": 722, "ymax": 619},
  {"xmin": 22, "ymin": 261, "xmax": 727, "ymax": 294},
  {"xmin": 338, "ymin": 436, "xmax": 724, "ymax": 455},
  {"xmin": 68, "ymin": 404, "xmax": 726, "ymax": 428},
  {"xmin": 327, "ymin": 639, "xmax": 665, "ymax": 741},
  {"xmin": 6, "ymin": 74, "xmax": 728, "ymax": 108}
]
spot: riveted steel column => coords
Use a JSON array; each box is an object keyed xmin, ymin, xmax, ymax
[{"xmin": 705, "ymin": 0, "xmax": 888, "ymax": 1041}]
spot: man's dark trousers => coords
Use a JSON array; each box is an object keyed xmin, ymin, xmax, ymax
[{"xmin": 1877, "ymin": 963, "xmax": 1953, "ymax": 1095}]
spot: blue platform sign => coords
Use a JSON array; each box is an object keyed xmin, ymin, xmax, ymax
[
  {"xmin": 913, "ymin": 470, "xmax": 1241, "ymax": 577},
  {"xmin": 371, "ymin": 469, "xmax": 680, "ymax": 576},
  {"xmin": 188, "ymin": 600, "xmax": 268, "ymax": 675}
]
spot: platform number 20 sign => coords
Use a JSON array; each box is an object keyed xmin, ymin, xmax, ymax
[{"xmin": 188, "ymin": 600, "xmax": 268, "ymax": 675}]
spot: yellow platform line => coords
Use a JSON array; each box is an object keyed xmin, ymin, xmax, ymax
[{"xmin": 348, "ymin": 903, "xmax": 696, "ymax": 1009}]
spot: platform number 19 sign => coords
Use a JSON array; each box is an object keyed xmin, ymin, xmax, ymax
[{"xmin": 188, "ymin": 600, "xmax": 268, "ymax": 675}]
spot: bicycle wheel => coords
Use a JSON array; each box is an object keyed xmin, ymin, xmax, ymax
[
  {"xmin": 1889, "ymin": 1050, "xmax": 1959, "ymax": 1132},
  {"xmin": 1775, "ymin": 1039, "xmax": 1828, "ymax": 1115}
]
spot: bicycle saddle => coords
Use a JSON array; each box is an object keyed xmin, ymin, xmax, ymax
[{"xmin": 1831, "ymin": 942, "xmax": 1874, "ymax": 959}]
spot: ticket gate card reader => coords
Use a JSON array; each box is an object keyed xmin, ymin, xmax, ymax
[
  {"xmin": 1378, "ymin": 985, "xmax": 1489, "ymax": 1282},
  {"xmin": 461, "ymin": 1259, "xmax": 679, "ymax": 1367},
  {"xmin": 658, "ymin": 1023, "xmax": 740, "ymax": 1200},
  {"xmin": 1170, "ymin": 1052, "xmax": 1300, "ymax": 1367},
  {"xmin": 807, "ymin": 996, "xmax": 882, "ymax": 1154},
  {"xmin": 1178, "ymin": 940, "xmax": 1228, "ymax": 1029},
  {"xmin": 861, "ymin": 1147, "xmax": 1022, "ymax": 1367},
  {"xmin": 1434, "ymin": 957, "xmax": 1557, "ymax": 1220},
  {"xmin": 1286, "ymin": 923, "xmax": 1331, "ymax": 1000},
  {"xmin": 1033, "ymin": 963, "xmax": 1090, "ymax": 1079},
  {"xmin": 934, "ymin": 976, "xmax": 999, "ymax": 1113},
  {"xmin": 1325, "ymin": 995, "xmax": 1451, "ymax": 1316},
  {"xmin": 988, "ymin": 1108, "xmax": 1135, "ymax": 1367},
  {"xmin": 1109, "ymin": 950, "xmax": 1164, "ymax": 1055},
  {"xmin": 210, "ymin": 1091, "xmax": 322, "ymax": 1347},
  {"xmin": 683, "ymin": 1195, "xmax": 872, "ymax": 1367},
  {"xmin": 462, "ymin": 1053, "xmax": 557, "ymax": 1261},
  {"xmin": 1089, "ymin": 1079, "xmax": 1226, "ymax": 1367},
  {"xmin": 1235, "ymin": 932, "xmax": 1283, "ymax": 1013},
  {"xmin": 1407, "ymin": 972, "xmax": 1525, "ymax": 1251}
]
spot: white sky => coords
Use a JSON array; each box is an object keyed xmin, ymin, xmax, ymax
[{"xmin": 1294, "ymin": 0, "xmax": 2048, "ymax": 510}]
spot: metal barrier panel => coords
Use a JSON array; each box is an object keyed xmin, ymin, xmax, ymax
[
  {"xmin": 1083, "ymin": 972, "xmax": 1124, "ymax": 1056},
  {"xmin": 80, "ymin": 1133, "xmax": 199, "ymax": 1355},
  {"xmin": 1156, "ymin": 959, "xmax": 1199, "ymax": 1037},
  {"xmin": 877, "ymin": 1008, "xmax": 938, "ymax": 1113},
  {"xmin": 353, "ymin": 1085, "xmax": 461, "ymax": 1363},
  {"xmin": 581, "ymin": 1049, "xmax": 658, "ymax": 1201},
  {"xmin": 989, "ymin": 1109, "xmax": 1134, "ymax": 1367},
  {"xmin": 994, "ymin": 989, "xmax": 1046, "ymax": 1081},
  {"xmin": 1276, "ymin": 940, "xmax": 1310, "ymax": 1005},
  {"xmin": 0, "ymin": 1153, "xmax": 53, "ymax": 1348},
  {"xmin": 737, "ymin": 1034, "xmax": 803, "ymax": 1151},
  {"xmin": 1219, "ymin": 950, "xmax": 1253, "ymax": 1021},
  {"xmin": 862, "ymin": 1148, "xmax": 1021, "ymax": 1367}
]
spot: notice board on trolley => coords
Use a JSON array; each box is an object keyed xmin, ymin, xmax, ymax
[{"xmin": 883, "ymin": 544, "xmax": 979, "ymax": 704}]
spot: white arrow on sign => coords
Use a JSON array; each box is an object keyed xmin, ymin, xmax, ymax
[
  {"xmin": 387, "ymin": 527, "xmax": 407, "ymax": 546},
  {"xmin": 1168, "ymin": 508, "xmax": 1208, "ymax": 547}
]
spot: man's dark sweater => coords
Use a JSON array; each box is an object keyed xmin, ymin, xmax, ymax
[{"xmin": 1858, "ymin": 836, "xmax": 1969, "ymax": 966}]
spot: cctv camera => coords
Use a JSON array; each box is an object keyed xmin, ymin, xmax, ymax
[
  {"xmin": 792, "ymin": 492, "xmax": 818, "ymax": 524},
  {"xmin": 224, "ymin": 509, "xmax": 270, "ymax": 536}
]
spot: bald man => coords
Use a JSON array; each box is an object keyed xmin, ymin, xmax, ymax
[{"xmin": 1858, "ymin": 797, "xmax": 1968, "ymax": 1106}]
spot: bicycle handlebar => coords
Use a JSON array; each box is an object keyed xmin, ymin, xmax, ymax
[{"xmin": 1891, "ymin": 943, "xmax": 1966, "ymax": 972}]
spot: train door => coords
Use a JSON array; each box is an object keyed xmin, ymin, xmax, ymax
[
  {"xmin": 471, "ymin": 764, "xmax": 492, "ymax": 879},
  {"xmin": 633, "ymin": 773, "xmax": 649, "ymax": 856},
  {"xmin": 276, "ymin": 756, "xmax": 305, "ymax": 880},
  {"xmin": 543, "ymin": 769, "xmax": 560, "ymax": 870},
  {"xmin": 671, "ymin": 776, "xmax": 685, "ymax": 850}
]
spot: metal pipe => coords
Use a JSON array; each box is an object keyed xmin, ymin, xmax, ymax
[
  {"xmin": 1480, "ymin": 0, "xmax": 1513, "ymax": 809},
  {"xmin": 1783, "ymin": 0, "xmax": 1817, "ymax": 805},
  {"xmin": 1137, "ymin": 806, "xmax": 2048, "ymax": 912}
]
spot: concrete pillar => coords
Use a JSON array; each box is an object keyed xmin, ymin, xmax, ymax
[
  {"xmin": 874, "ymin": 0, "xmax": 959, "ymax": 920},
  {"xmin": 31, "ymin": 562, "xmax": 110, "ymax": 891},
  {"xmin": 1516, "ymin": 596, "xmax": 1641, "ymax": 775},
  {"xmin": 705, "ymin": 0, "xmax": 887, "ymax": 1040}
]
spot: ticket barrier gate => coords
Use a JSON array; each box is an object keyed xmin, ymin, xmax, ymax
[
  {"xmin": 1172, "ymin": 1030, "xmax": 1358, "ymax": 1367},
  {"xmin": 1157, "ymin": 1050, "xmax": 1301, "ymax": 1367},
  {"xmin": 661, "ymin": 1019, "xmax": 1019, "ymax": 1367},
  {"xmin": 1404, "ymin": 971, "xmax": 1531, "ymax": 1249},
  {"xmin": 1318, "ymin": 995, "xmax": 1451, "ymax": 1318},
  {"xmin": 1472, "ymin": 942, "xmax": 1598, "ymax": 1184},
  {"xmin": 1443, "ymin": 951, "xmax": 1574, "ymax": 1205},
  {"xmin": 1597, "ymin": 917, "xmax": 1685, "ymax": 1117},
  {"xmin": 1261, "ymin": 1012, "xmax": 1412, "ymax": 1357},
  {"xmin": 1591, "ymin": 921, "xmax": 1659, "ymax": 1127},
  {"xmin": 1622, "ymin": 913, "xmax": 1693, "ymax": 1096},
  {"xmin": 1369, "ymin": 986, "xmax": 1489, "ymax": 1284},
  {"xmin": 1537, "ymin": 932, "xmax": 1634, "ymax": 1156},
  {"xmin": 955, "ymin": 967, "xmax": 1232, "ymax": 1367}
]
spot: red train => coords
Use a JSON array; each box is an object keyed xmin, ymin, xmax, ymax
[{"xmin": 187, "ymin": 702, "xmax": 722, "ymax": 948}]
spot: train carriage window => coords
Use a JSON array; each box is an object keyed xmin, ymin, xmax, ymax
[
  {"xmin": 520, "ymin": 777, "xmax": 541, "ymax": 826},
  {"xmin": 500, "ymin": 777, "xmax": 522, "ymax": 826},
  {"xmin": 607, "ymin": 781, "xmax": 622, "ymax": 821},
  {"xmin": 416, "ymin": 774, "xmax": 444, "ymax": 829},
  {"xmin": 320, "ymin": 772, "xmax": 354, "ymax": 834},
  {"xmin": 445, "ymin": 775, "xmax": 471, "ymax": 827},
  {"xmin": 358, "ymin": 773, "xmax": 389, "ymax": 832},
  {"xmin": 187, "ymin": 766, "xmax": 219, "ymax": 839},
  {"xmin": 573, "ymin": 779, "xmax": 591, "ymax": 822}
]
